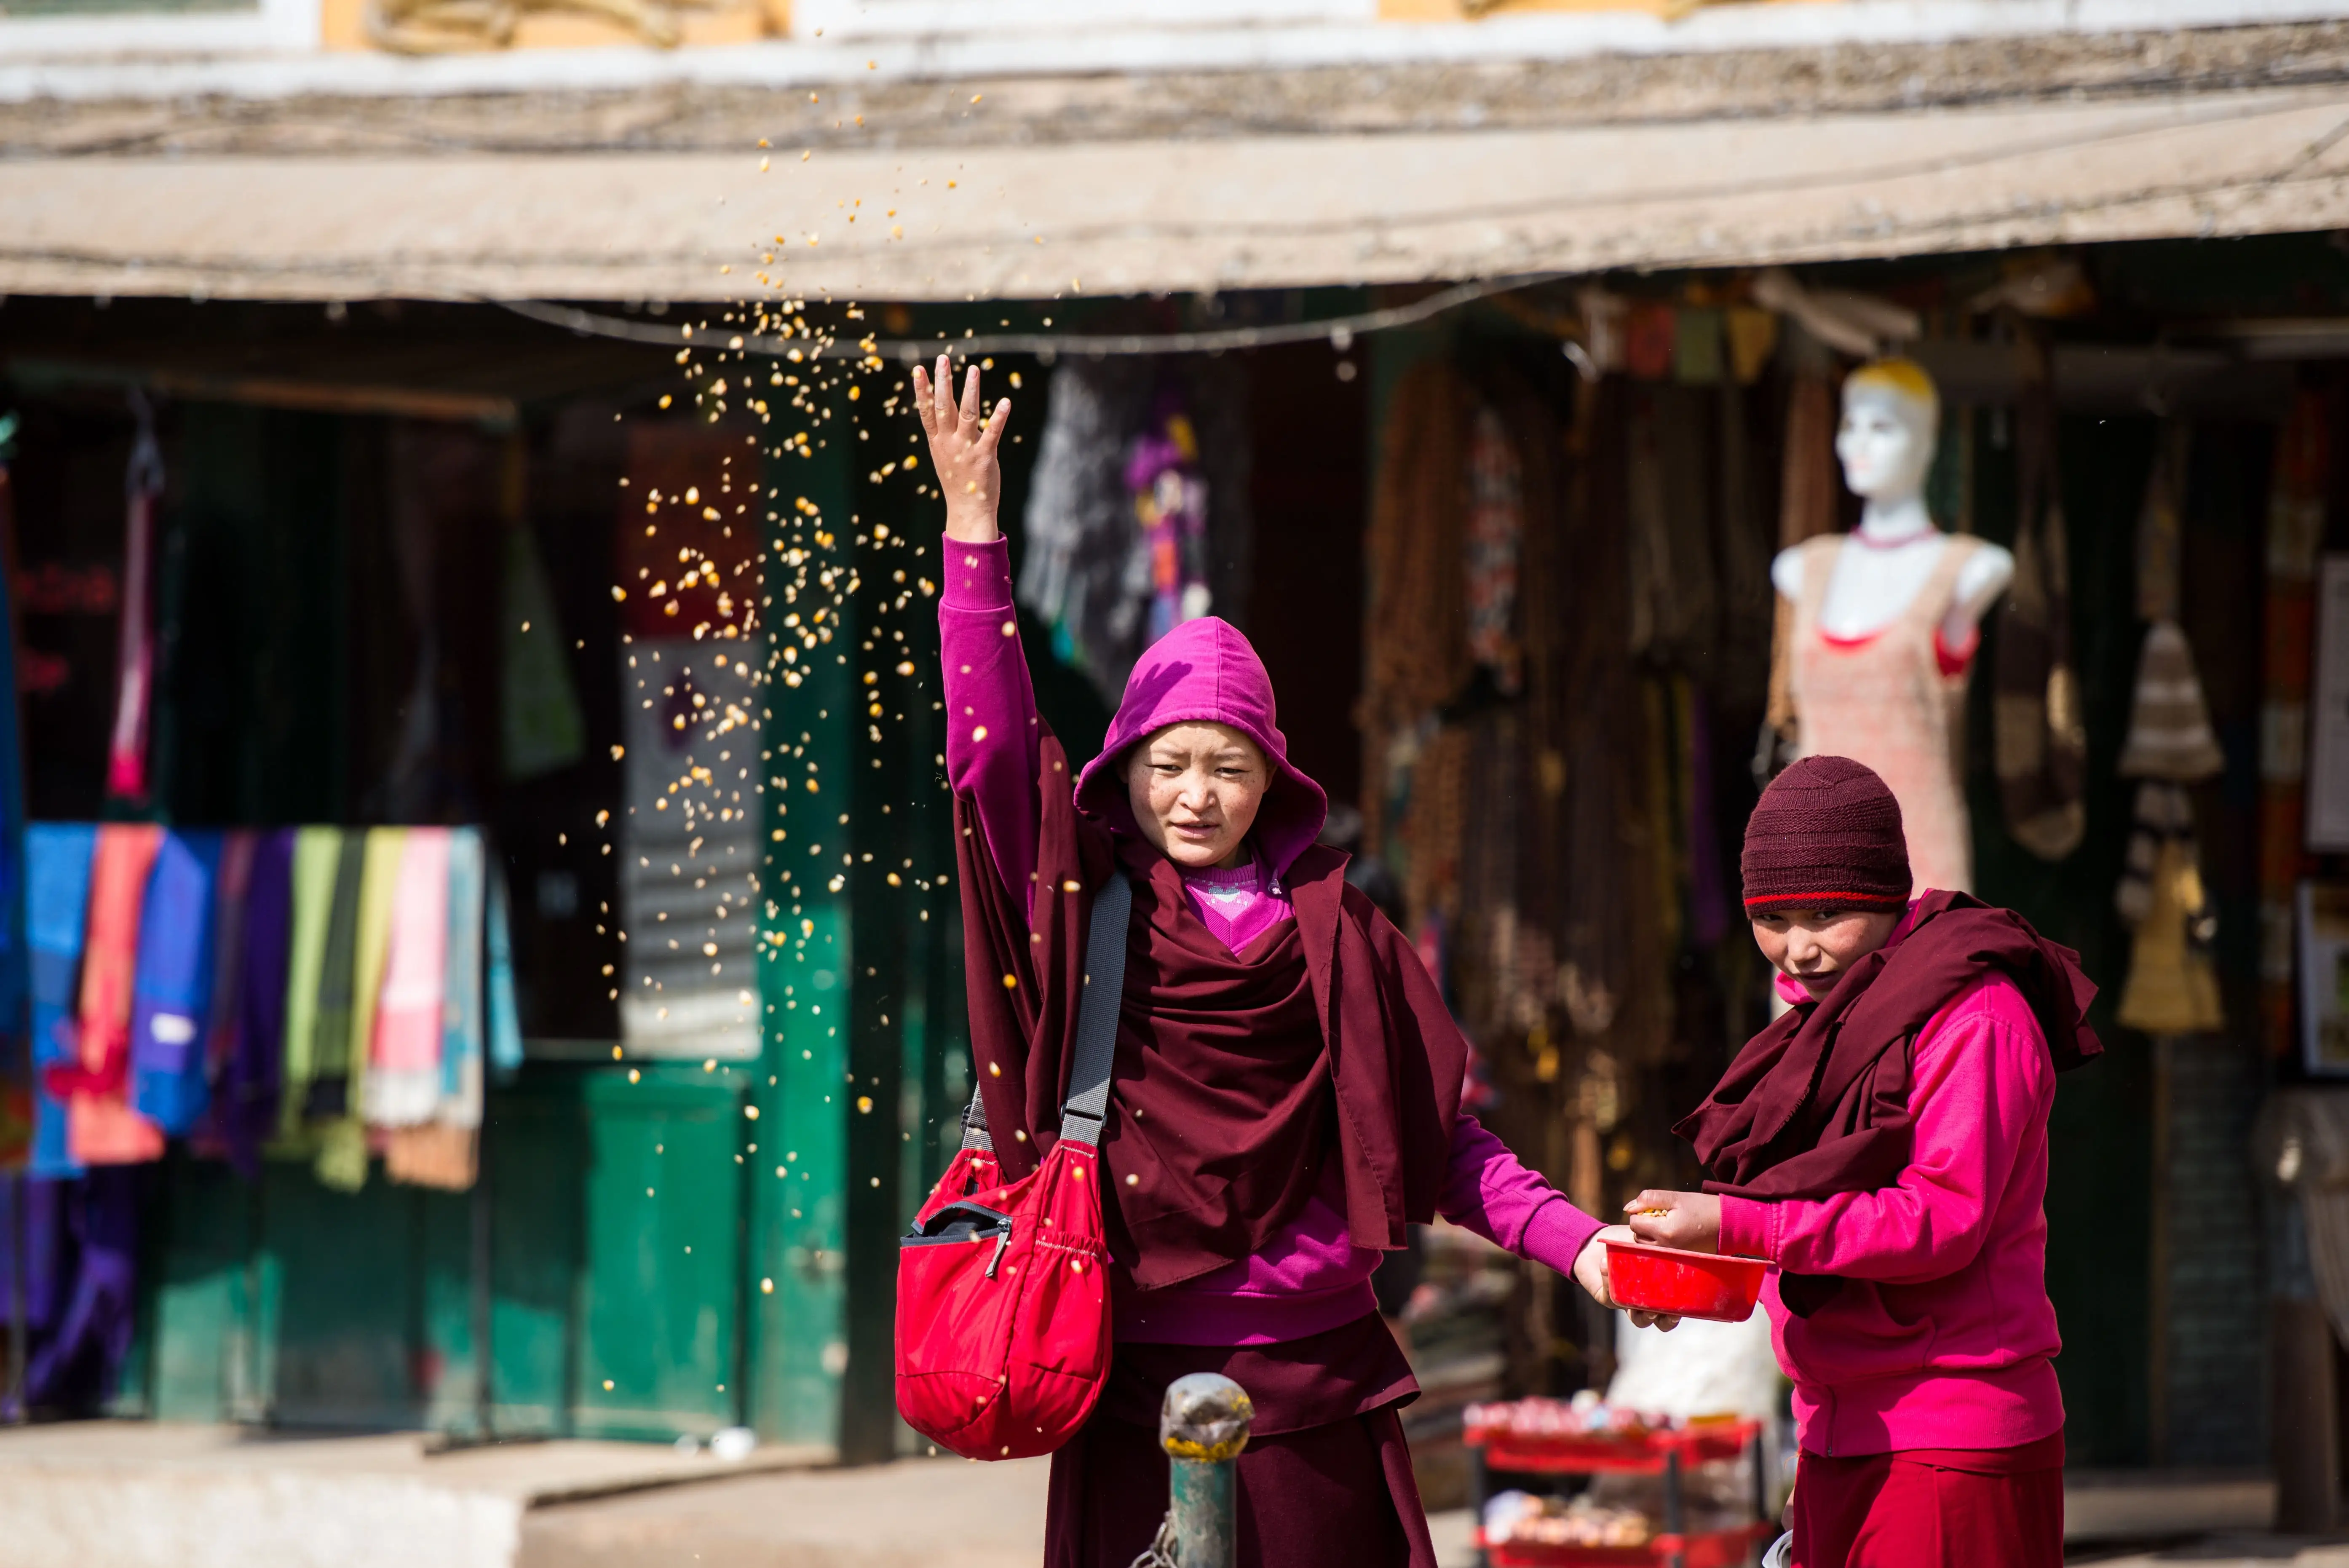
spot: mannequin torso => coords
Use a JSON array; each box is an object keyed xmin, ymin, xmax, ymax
[
  {"xmin": 1772, "ymin": 518, "xmax": 2014, "ymax": 652},
  {"xmin": 1774, "ymin": 381, "xmax": 2013, "ymax": 650}
]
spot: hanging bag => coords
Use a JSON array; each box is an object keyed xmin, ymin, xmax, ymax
[{"xmin": 894, "ymin": 872, "xmax": 1130, "ymax": 1460}]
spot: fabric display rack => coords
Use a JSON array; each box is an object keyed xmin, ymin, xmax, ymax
[{"xmin": 1468, "ymin": 1403, "xmax": 1772, "ymax": 1568}]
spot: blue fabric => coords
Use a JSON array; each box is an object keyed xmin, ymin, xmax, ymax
[
  {"xmin": 26, "ymin": 825, "xmax": 96, "ymax": 1179},
  {"xmin": 128, "ymin": 830, "xmax": 220, "ymax": 1135},
  {"xmin": 485, "ymin": 858, "xmax": 522, "ymax": 1079},
  {"xmin": 441, "ymin": 828, "xmax": 484, "ymax": 1107}
]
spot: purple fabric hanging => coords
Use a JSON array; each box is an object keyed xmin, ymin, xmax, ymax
[
  {"xmin": 217, "ymin": 829, "xmax": 292, "ymax": 1179},
  {"xmin": 18, "ymin": 1169, "xmax": 139, "ymax": 1413},
  {"xmin": 0, "ymin": 1175, "xmax": 61, "ymax": 1421}
]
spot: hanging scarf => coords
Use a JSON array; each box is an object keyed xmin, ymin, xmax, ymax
[
  {"xmin": 955, "ymin": 730, "xmax": 1466, "ymax": 1292},
  {"xmin": 193, "ymin": 831, "xmax": 258, "ymax": 1155},
  {"xmin": 365, "ymin": 827, "xmax": 451, "ymax": 1128},
  {"xmin": 1676, "ymin": 891, "xmax": 2100, "ymax": 1314},
  {"xmin": 127, "ymin": 830, "xmax": 221, "ymax": 1136},
  {"xmin": 1993, "ymin": 368, "xmax": 2088, "ymax": 860},
  {"xmin": 275, "ymin": 826, "xmax": 343, "ymax": 1146},
  {"xmin": 302, "ymin": 831, "xmax": 368, "ymax": 1124},
  {"xmin": 27, "ymin": 824, "xmax": 98, "ymax": 1179},
  {"xmin": 216, "ymin": 829, "xmax": 292, "ymax": 1179},
  {"xmin": 57, "ymin": 825, "xmax": 165, "ymax": 1166},
  {"xmin": 387, "ymin": 827, "xmax": 488, "ymax": 1191},
  {"xmin": 103, "ymin": 400, "xmax": 163, "ymax": 807}
]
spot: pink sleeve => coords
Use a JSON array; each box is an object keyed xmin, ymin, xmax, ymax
[
  {"xmin": 1439, "ymin": 1113, "xmax": 1603, "ymax": 1276},
  {"xmin": 938, "ymin": 538, "xmax": 1043, "ymax": 924},
  {"xmin": 1715, "ymin": 982, "xmax": 2052, "ymax": 1284}
]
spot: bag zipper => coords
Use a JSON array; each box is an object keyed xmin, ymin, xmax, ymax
[{"xmin": 902, "ymin": 1200, "xmax": 1015, "ymax": 1279}]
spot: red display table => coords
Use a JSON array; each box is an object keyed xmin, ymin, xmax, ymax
[{"xmin": 1465, "ymin": 1413, "xmax": 1772, "ymax": 1568}]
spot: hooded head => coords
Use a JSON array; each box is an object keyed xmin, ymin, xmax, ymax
[{"xmin": 1073, "ymin": 616, "xmax": 1328, "ymax": 878}]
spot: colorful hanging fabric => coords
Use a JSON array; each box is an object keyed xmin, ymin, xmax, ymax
[
  {"xmin": 486, "ymin": 856, "xmax": 523, "ymax": 1080},
  {"xmin": 126, "ymin": 829, "xmax": 221, "ymax": 1136},
  {"xmin": 1625, "ymin": 301, "xmax": 1676, "ymax": 380},
  {"xmin": 2117, "ymin": 622, "xmax": 2226, "ymax": 784},
  {"xmin": 315, "ymin": 827, "xmax": 405, "ymax": 1191},
  {"xmin": 1126, "ymin": 387, "xmax": 1212, "ymax": 647},
  {"xmin": 188, "ymin": 831, "xmax": 255, "ymax": 1162},
  {"xmin": 441, "ymin": 826, "xmax": 486, "ymax": 1127},
  {"xmin": 389, "ymin": 827, "xmax": 488, "ymax": 1191},
  {"xmin": 103, "ymin": 401, "xmax": 163, "ymax": 808},
  {"xmin": 365, "ymin": 827, "xmax": 450, "ymax": 1127},
  {"xmin": 27, "ymin": 824, "xmax": 97, "ymax": 1179},
  {"xmin": 2116, "ymin": 783, "xmax": 2224, "ymax": 1035},
  {"xmin": 22, "ymin": 1169, "xmax": 140, "ymax": 1412},
  {"xmin": 274, "ymin": 826, "xmax": 342, "ymax": 1146},
  {"xmin": 1362, "ymin": 359, "xmax": 1475, "ymax": 856},
  {"xmin": 1672, "ymin": 306, "xmax": 1724, "ymax": 386},
  {"xmin": 1018, "ymin": 356, "xmax": 1153, "ymax": 696},
  {"xmin": 302, "ymin": 831, "xmax": 367, "ymax": 1125},
  {"xmin": 58, "ymin": 824, "xmax": 163, "ymax": 1166},
  {"xmin": 1991, "ymin": 367, "xmax": 2088, "ymax": 861},
  {"xmin": 1463, "ymin": 406, "xmax": 1525, "ymax": 693},
  {"xmin": 1724, "ymin": 306, "xmax": 1780, "ymax": 386},
  {"xmin": 214, "ymin": 829, "xmax": 291, "ymax": 1178},
  {"xmin": 0, "ymin": 1175, "xmax": 61, "ymax": 1417}
]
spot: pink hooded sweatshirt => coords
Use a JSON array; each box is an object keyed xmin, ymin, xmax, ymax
[
  {"xmin": 941, "ymin": 537, "xmax": 1601, "ymax": 1345},
  {"xmin": 1719, "ymin": 924, "xmax": 2068, "ymax": 1457}
]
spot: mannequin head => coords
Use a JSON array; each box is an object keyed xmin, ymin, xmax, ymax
[{"xmin": 1836, "ymin": 358, "xmax": 1940, "ymax": 505}]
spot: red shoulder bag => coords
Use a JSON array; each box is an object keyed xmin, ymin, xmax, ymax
[{"xmin": 894, "ymin": 873, "xmax": 1130, "ymax": 1460}]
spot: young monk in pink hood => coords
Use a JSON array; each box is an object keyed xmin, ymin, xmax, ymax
[
  {"xmin": 1627, "ymin": 756, "xmax": 2101, "ymax": 1568},
  {"xmin": 914, "ymin": 359, "xmax": 1631, "ymax": 1567}
]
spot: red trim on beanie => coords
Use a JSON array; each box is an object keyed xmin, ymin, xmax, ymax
[{"xmin": 1742, "ymin": 890, "xmax": 1910, "ymax": 911}]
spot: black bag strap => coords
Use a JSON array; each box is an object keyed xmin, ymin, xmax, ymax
[{"xmin": 960, "ymin": 872, "xmax": 1132, "ymax": 1154}]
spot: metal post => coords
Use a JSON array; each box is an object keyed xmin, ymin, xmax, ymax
[
  {"xmin": 1160, "ymin": 1372, "xmax": 1252, "ymax": 1568},
  {"xmin": 1662, "ymin": 1446, "xmax": 1686, "ymax": 1568}
]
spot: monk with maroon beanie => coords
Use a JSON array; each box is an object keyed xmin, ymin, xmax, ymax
[
  {"xmin": 1627, "ymin": 755, "xmax": 2100, "ymax": 1568},
  {"xmin": 912, "ymin": 360, "xmax": 1635, "ymax": 1568}
]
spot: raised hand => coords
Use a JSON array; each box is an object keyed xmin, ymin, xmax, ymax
[{"xmin": 910, "ymin": 354, "xmax": 1012, "ymax": 544}]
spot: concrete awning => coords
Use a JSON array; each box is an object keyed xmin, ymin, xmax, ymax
[{"xmin": 7, "ymin": 83, "xmax": 2349, "ymax": 302}]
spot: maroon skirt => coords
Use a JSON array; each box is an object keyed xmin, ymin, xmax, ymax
[
  {"xmin": 1790, "ymin": 1430, "xmax": 2065, "ymax": 1568},
  {"xmin": 1043, "ymin": 1314, "xmax": 1437, "ymax": 1568}
]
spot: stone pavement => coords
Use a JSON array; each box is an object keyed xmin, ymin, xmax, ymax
[
  {"xmin": 518, "ymin": 1457, "xmax": 1482, "ymax": 1568},
  {"xmin": 6, "ymin": 1419, "xmax": 2336, "ymax": 1568},
  {"xmin": 2071, "ymin": 1540, "xmax": 2349, "ymax": 1567}
]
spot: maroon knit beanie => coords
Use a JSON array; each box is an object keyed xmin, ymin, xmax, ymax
[{"xmin": 1742, "ymin": 755, "xmax": 1911, "ymax": 913}]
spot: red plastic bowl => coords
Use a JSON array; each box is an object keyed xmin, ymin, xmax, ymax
[{"xmin": 1605, "ymin": 1240, "xmax": 1767, "ymax": 1322}]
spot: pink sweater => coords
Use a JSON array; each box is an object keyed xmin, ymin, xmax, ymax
[
  {"xmin": 1719, "ymin": 961, "xmax": 2066, "ymax": 1456},
  {"xmin": 941, "ymin": 538, "xmax": 1601, "ymax": 1344}
]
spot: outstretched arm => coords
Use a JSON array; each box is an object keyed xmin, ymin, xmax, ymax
[{"xmin": 919, "ymin": 358, "xmax": 1044, "ymax": 921}]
